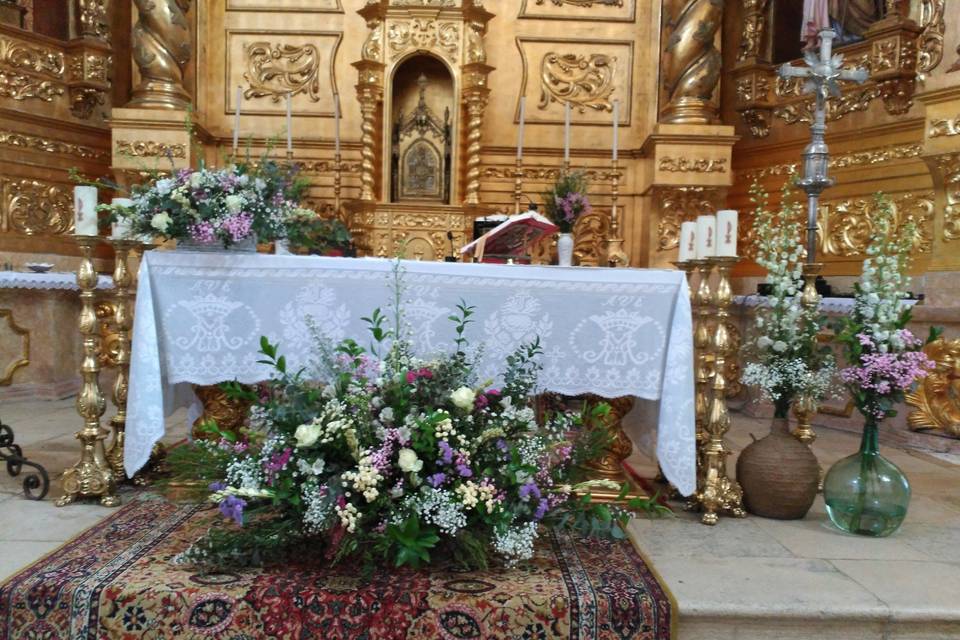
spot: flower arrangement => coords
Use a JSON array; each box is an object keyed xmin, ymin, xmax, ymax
[
  {"xmin": 99, "ymin": 154, "xmax": 309, "ymax": 248},
  {"xmin": 166, "ymin": 264, "xmax": 665, "ymax": 571},
  {"xmin": 836, "ymin": 195, "xmax": 936, "ymax": 423},
  {"xmin": 284, "ymin": 208, "xmax": 353, "ymax": 255},
  {"xmin": 542, "ymin": 171, "xmax": 591, "ymax": 233},
  {"xmin": 740, "ymin": 180, "xmax": 835, "ymax": 418}
]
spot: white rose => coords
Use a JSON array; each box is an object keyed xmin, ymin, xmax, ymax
[
  {"xmin": 757, "ymin": 336, "xmax": 774, "ymax": 349},
  {"xmin": 397, "ymin": 448, "xmax": 423, "ymax": 473},
  {"xmin": 380, "ymin": 407, "xmax": 394, "ymax": 423},
  {"xmin": 224, "ymin": 194, "xmax": 243, "ymax": 213},
  {"xmin": 450, "ymin": 387, "xmax": 476, "ymax": 410},
  {"xmin": 294, "ymin": 422, "xmax": 322, "ymax": 448},
  {"xmin": 154, "ymin": 178, "xmax": 174, "ymax": 195},
  {"xmin": 772, "ymin": 340, "xmax": 788, "ymax": 353},
  {"xmin": 150, "ymin": 212, "xmax": 172, "ymax": 233},
  {"xmin": 189, "ymin": 172, "xmax": 202, "ymax": 189}
]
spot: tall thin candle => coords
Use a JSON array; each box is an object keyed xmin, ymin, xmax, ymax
[
  {"xmin": 563, "ymin": 101, "xmax": 571, "ymax": 164},
  {"xmin": 232, "ymin": 85, "xmax": 241, "ymax": 154},
  {"xmin": 516, "ymin": 97, "xmax": 526, "ymax": 161},
  {"xmin": 334, "ymin": 93, "xmax": 341, "ymax": 156},
  {"xmin": 285, "ymin": 93, "xmax": 293, "ymax": 155},
  {"xmin": 612, "ymin": 99, "xmax": 619, "ymax": 162}
]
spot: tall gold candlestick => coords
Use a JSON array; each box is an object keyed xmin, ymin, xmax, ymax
[
  {"xmin": 57, "ymin": 236, "xmax": 119, "ymax": 507},
  {"xmin": 606, "ymin": 159, "xmax": 629, "ymax": 267},
  {"xmin": 698, "ymin": 255, "xmax": 745, "ymax": 525},
  {"xmin": 105, "ymin": 239, "xmax": 139, "ymax": 484},
  {"xmin": 793, "ymin": 261, "xmax": 824, "ymax": 444},
  {"xmin": 514, "ymin": 156, "xmax": 523, "ymax": 215},
  {"xmin": 690, "ymin": 259, "xmax": 713, "ymax": 456}
]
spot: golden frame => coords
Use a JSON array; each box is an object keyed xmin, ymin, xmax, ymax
[
  {"xmin": 225, "ymin": 0, "xmax": 343, "ymax": 13},
  {"xmin": 517, "ymin": 0, "xmax": 637, "ymax": 23}
]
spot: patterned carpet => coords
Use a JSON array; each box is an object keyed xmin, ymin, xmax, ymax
[{"xmin": 0, "ymin": 494, "xmax": 674, "ymax": 639}]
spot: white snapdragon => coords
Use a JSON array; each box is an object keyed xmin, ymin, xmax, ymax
[{"xmin": 335, "ymin": 502, "xmax": 359, "ymax": 533}]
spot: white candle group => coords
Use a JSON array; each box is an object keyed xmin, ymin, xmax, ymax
[
  {"xmin": 73, "ymin": 186, "xmax": 98, "ymax": 236},
  {"xmin": 516, "ymin": 96, "xmax": 526, "ymax": 161},
  {"xmin": 680, "ymin": 212, "xmax": 739, "ymax": 260},
  {"xmin": 110, "ymin": 197, "xmax": 133, "ymax": 238}
]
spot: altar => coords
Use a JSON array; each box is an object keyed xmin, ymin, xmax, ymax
[{"xmin": 124, "ymin": 252, "xmax": 696, "ymax": 495}]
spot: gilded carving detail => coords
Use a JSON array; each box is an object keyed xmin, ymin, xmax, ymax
[
  {"xmin": 78, "ymin": 0, "xmax": 110, "ymax": 42},
  {"xmin": 930, "ymin": 116, "xmax": 960, "ymax": 138},
  {"xmin": 70, "ymin": 86, "xmax": 105, "ymax": 119},
  {"xmin": 480, "ymin": 165, "xmax": 618, "ymax": 184},
  {"xmin": 535, "ymin": 0, "xmax": 623, "ymax": 6},
  {"xmin": 572, "ymin": 210, "xmax": 609, "ymax": 267},
  {"xmin": 658, "ymin": 157, "xmax": 727, "ymax": 173},
  {"xmin": 4, "ymin": 178, "xmax": 73, "ymax": 235},
  {"xmin": 115, "ymin": 140, "xmax": 187, "ymax": 158},
  {"xmin": 0, "ymin": 37, "xmax": 66, "ymax": 78},
  {"xmin": 916, "ymin": 0, "xmax": 945, "ymax": 76},
  {"xmin": 740, "ymin": 143, "xmax": 923, "ymax": 181},
  {"xmin": 538, "ymin": 52, "xmax": 616, "ymax": 112},
  {"xmin": 932, "ymin": 154, "xmax": 960, "ymax": 242},
  {"xmin": 391, "ymin": 0, "xmax": 456, "ymax": 5},
  {"xmin": 362, "ymin": 20, "xmax": 383, "ymax": 62},
  {"xmin": 773, "ymin": 87, "xmax": 880, "ymax": 125},
  {"xmin": 387, "ymin": 20, "xmax": 460, "ymax": 61},
  {"xmin": 130, "ymin": 0, "xmax": 192, "ymax": 108},
  {"xmin": 906, "ymin": 338, "xmax": 960, "ymax": 438},
  {"xmin": 243, "ymin": 43, "xmax": 321, "ymax": 102},
  {"xmin": 465, "ymin": 22, "xmax": 486, "ymax": 64},
  {"xmin": 819, "ymin": 192, "xmax": 934, "ymax": 256},
  {"xmin": 654, "ymin": 186, "xmax": 723, "ymax": 252},
  {"xmin": 660, "ymin": 0, "xmax": 723, "ymax": 124},
  {"xmin": 0, "ymin": 130, "xmax": 108, "ymax": 160},
  {"xmin": 95, "ymin": 302, "xmax": 121, "ymax": 369},
  {"xmin": 0, "ymin": 71, "xmax": 63, "ymax": 101}
]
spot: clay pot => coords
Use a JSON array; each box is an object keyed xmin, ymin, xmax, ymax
[{"xmin": 736, "ymin": 417, "xmax": 819, "ymax": 519}]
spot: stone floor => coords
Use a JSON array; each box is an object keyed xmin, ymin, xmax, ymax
[{"xmin": 2, "ymin": 399, "xmax": 959, "ymax": 639}]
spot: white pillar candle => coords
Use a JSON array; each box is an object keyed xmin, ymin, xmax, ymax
[
  {"xmin": 110, "ymin": 197, "xmax": 133, "ymax": 238},
  {"xmin": 286, "ymin": 92, "xmax": 293, "ymax": 155},
  {"xmin": 716, "ymin": 209, "xmax": 739, "ymax": 257},
  {"xmin": 695, "ymin": 214, "xmax": 716, "ymax": 259},
  {"xmin": 563, "ymin": 101, "xmax": 571, "ymax": 164},
  {"xmin": 73, "ymin": 186, "xmax": 99, "ymax": 236},
  {"xmin": 516, "ymin": 96, "xmax": 526, "ymax": 161},
  {"xmin": 333, "ymin": 93, "xmax": 341, "ymax": 156},
  {"xmin": 233, "ymin": 85, "xmax": 241, "ymax": 154},
  {"xmin": 612, "ymin": 99, "xmax": 619, "ymax": 162},
  {"xmin": 679, "ymin": 221, "xmax": 697, "ymax": 262}
]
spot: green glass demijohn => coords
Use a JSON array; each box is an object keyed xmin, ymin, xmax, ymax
[{"xmin": 823, "ymin": 419, "xmax": 910, "ymax": 537}]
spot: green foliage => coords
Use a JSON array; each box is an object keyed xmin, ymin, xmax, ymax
[{"xmin": 386, "ymin": 516, "xmax": 440, "ymax": 569}]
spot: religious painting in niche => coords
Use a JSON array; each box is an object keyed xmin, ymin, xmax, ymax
[
  {"xmin": 390, "ymin": 55, "xmax": 453, "ymax": 203},
  {"xmin": 771, "ymin": 0, "xmax": 884, "ymax": 64}
]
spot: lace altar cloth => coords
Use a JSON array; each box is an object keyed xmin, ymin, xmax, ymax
[
  {"xmin": 125, "ymin": 253, "xmax": 696, "ymax": 495},
  {"xmin": 0, "ymin": 271, "xmax": 113, "ymax": 290},
  {"xmin": 733, "ymin": 294, "xmax": 919, "ymax": 315}
]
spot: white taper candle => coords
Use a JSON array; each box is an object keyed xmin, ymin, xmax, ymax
[
  {"xmin": 563, "ymin": 101, "xmax": 571, "ymax": 164},
  {"xmin": 716, "ymin": 210, "xmax": 739, "ymax": 257},
  {"xmin": 516, "ymin": 97, "xmax": 526, "ymax": 161},
  {"xmin": 679, "ymin": 221, "xmax": 697, "ymax": 262},
  {"xmin": 696, "ymin": 214, "xmax": 716, "ymax": 260},
  {"xmin": 612, "ymin": 99, "xmax": 619, "ymax": 162}
]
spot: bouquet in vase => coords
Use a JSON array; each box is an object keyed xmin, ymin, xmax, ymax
[
  {"xmin": 167, "ymin": 265, "xmax": 664, "ymax": 570},
  {"xmin": 542, "ymin": 171, "xmax": 591, "ymax": 234}
]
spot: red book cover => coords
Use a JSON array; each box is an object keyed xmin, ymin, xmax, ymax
[{"xmin": 461, "ymin": 211, "xmax": 558, "ymax": 263}]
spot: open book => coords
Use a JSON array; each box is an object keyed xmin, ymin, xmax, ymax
[{"xmin": 460, "ymin": 210, "xmax": 558, "ymax": 263}]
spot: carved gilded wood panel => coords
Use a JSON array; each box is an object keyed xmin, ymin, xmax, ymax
[{"xmin": 518, "ymin": 0, "xmax": 636, "ymax": 22}]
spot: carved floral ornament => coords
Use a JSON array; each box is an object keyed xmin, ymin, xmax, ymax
[
  {"xmin": 115, "ymin": 140, "xmax": 187, "ymax": 158},
  {"xmin": 387, "ymin": 19, "xmax": 460, "ymax": 61},
  {"xmin": 536, "ymin": 0, "xmax": 623, "ymax": 5},
  {"xmin": 930, "ymin": 115, "xmax": 960, "ymax": 138},
  {"xmin": 934, "ymin": 153, "xmax": 960, "ymax": 242},
  {"xmin": 539, "ymin": 52, "xmax": 616, "ymax": 112},
  {"xmin": 1, "ymin": 178, "xmax": 74, "ymax": 235},
  {"xmin": 658, "ymin": 157, "xmax": 727, "ymax": 173},
  {"xmin": 0, "ymin": 131, "xmax": 107, "ymax": 160},
  {"xmin": 906, "ymin": 338, "xmax": 960, "ymax": 439},
  {"xmin": 244, "ymin": 42, "xmax": 322, "ymax": 102}
]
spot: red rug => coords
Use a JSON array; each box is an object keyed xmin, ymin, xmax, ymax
[{"xmin": 0, "ymin": 495, "xmax": 674, "ymax": 639}]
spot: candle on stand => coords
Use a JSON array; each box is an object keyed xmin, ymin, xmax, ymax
[
  {"xmin": 333, "ymin": 93, "xmax": 341, "ymax": 156},
  {"xmin": 110, "ymin": 197, "xmax": 133, "ymax": 239},
  {"xmin": 232, "ymin": 85, "xmax": 241, "ymax": 155},
  {"xmin": 679, "ymin": 221, "xmax": 697, "ymax": 262},
  {"xmin": 563, "ymin": 101, "xmax": 571, "ymax": 165},
  {"xmin": 285, "ymin": 92, "xmax": 293, "ymax": 156},
  {"xmin": 73, "ymin": 186, "xmax": 99, "ymax": 236},
  {"xmin": 516, "ymin": 96, "xmax": 526, "ymax": 160},
  {"xmin": 695, "ymin": 214, "xmax": 716, "ymax": 259},
  {"xmin": 612, "ymin": 99, "xmax": 619, "ymax": 162},
  {"xmin": 716, "ymin": 209, "xmax": 739, "ymax": 257}
]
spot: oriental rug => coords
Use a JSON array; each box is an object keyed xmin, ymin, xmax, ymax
[{"xmin": 0, "ymin": 494, "xmax": 674, "ymax": 639}]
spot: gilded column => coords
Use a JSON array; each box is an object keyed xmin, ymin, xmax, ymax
[
  {"xmin": 660, "ymin": 0, "xmax": 724, "ymax": 124},
  {"xmin": 357, "ymin": 85, "xmax": 381, "ymax": 202},
  {"xmin": 78, "ymin": 0, "xmax": 110, "ymax": 42},
  {"xmin": 128, "ymin": 0, "xmax": 192, "ymax": 109},
  {"xmin": 462, "ymin": 89, "xmax": 488, "ymax": 206}
]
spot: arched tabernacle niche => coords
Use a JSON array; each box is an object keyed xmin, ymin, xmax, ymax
[{"xmin": 389, "ymin": 55, "xmax": 454, "ymax": 204}]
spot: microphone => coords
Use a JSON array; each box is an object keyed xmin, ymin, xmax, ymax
[{"xmin": 444, "ymin": 230, "xmax": 457, "ymax": 262}]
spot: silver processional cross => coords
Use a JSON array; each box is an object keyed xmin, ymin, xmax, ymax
[{"xmin": 778, "ymin": 29, "xmax": 869, "ymax": 263}]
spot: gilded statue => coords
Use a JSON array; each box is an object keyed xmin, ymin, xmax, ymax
[{"xmin": 129, "ymin": 0, "xmax": 193, "ymax": 109}]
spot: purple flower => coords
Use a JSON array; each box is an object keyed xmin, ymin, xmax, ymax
[
  {"xmin": 427, "ymin": 472, "xmax": 447, "ymax": 488},
  {"xmin": 437, "ymin": 440, "xmax": 454, "ymax": 465},
  {"xmin": 456, "ymin": 464, "xmax": 473, "ymax": 478},
  {"xmin": 218, "ymin": 495, "xmax": 246, "ymax": 526},
  {"xmin": 534, "ymin": 498, "xmax": 550, "ymax": 520},
  {"xmin": 208, "ymin": 481, "xmax": 226, "ymax": 492},
  {"xmin": 221, "ymin": 212, "xmax": 253, "ymax": 243},
  {"xmin": 518, "ymin": 482, "xmax": 541, "ymax": 502},
  {"xmin": 188, "ymin": 220, "xmax": 216, "ymax": 244}
]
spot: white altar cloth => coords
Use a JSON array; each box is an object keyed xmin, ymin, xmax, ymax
[
  {"xmin": 0, "ymin": 271, "xmax": 113, "ymax": 290},
  {"xmin": 125, "ymin": 252, "xmax": 696, "ymax": 495}
]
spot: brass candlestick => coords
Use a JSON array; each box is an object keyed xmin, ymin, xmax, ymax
[
  {"xmin": 793, "ymin": 261, "xmax": 824, "ymax": 444},
  {"xmin": 691, "ymin": 259, "xmax": 714, "ymax": 457},
  {"xmin": 697, "ymin": 255, "xmax": 745, "ymax": 525},
  {"xmin": 57, "ymin": 236, "xmax": 119, "ymax": 507},
  {"xmin": 105, "ymin": 238, "xmax": 139, "ymax": 483},
  {"xmin": 333, "ymin": 151, "xmax": 342, "ymax": 216},
  {"xmin": 514, "ymin": 156, "xmax": 523, "ymax": 215},
  {"xmin": 606, "ymin": 158, "xmax": 629, "ymax": 267}
]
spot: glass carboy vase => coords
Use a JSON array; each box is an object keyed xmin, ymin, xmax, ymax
[{"xmin": 823, "ymin": 419, "xmax": 910, "ymax": 537}]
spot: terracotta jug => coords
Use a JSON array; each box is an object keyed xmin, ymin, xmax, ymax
[{"xmin": 736, "ymin": 417, "xmax": 819, "ymax": 519}]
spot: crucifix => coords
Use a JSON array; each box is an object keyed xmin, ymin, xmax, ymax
[{"xmin": 778, "ymin": 29, "xmax": 868, "ymax": 262}]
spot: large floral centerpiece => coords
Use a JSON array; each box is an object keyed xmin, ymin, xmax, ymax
[
  {"xmin": 542, "ymin": 171, "xmax": 591, "ymax": 234},
  {"xmin": 737, "ymin": 180, "xmax": 834, "ymax": 519},
  {"xmin": 103, "ymin": 156, "xmax": 308, "ymax": 248},
  {"xmin": 167, "ymin": 267, "xmax": 661, "ymax": 570},
  {"xmin": 823, "ymin": 195, "xmax": 936, "ymax": 537}
]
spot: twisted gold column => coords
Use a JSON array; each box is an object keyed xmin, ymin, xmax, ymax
[
  {"xmin": 128, "ymin": 0, "xmax": 192, "ymax": 109},
  {"xmin": 463, "ymin": 90, "xmax": 488, "ymax": 206},
  {"xmin": 696, "ymin": 255, "xmax": 745, "ymax": 525},
  {"xmin": 660, "ymin": 0, "xmax": 723, "ymax": 124},
  {"xmin": 105, "ymin": 239, "xmax": 139, "ymax": 484},
  {"xmin": 793, "ymin": 262, "xmax": 824, "ymax": 444},
  {"xmin": 606, "ymin": 158, "xmax": 629, "ymax": 267},
  {"xmin": 57, "ymin": 237, "xmax": 119, "ymax": 507},
  {"xmin": 358, "ymin": 90, "xmax": 379, "ymax": 202}
]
